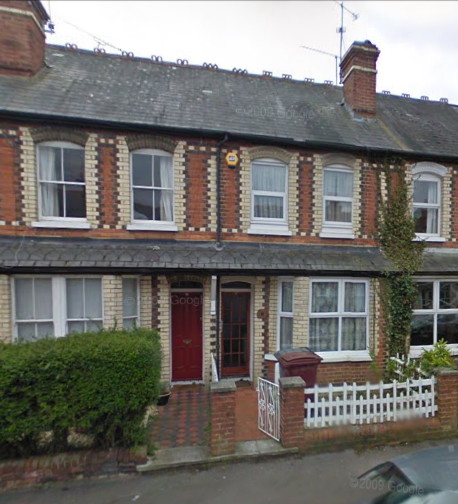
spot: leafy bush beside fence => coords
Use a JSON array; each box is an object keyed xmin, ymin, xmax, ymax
[{"xmin": 0, "ymin": 328, "xmax": 161, "ymax": 459}]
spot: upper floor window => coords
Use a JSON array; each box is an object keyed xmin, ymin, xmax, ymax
[
  {"xmin": 37, "ymin": 142, "xmax": 86, "ymax": 220},
  {"xmin": 413, "ymin": 174, "xmax": 440, "ymax": 236},
  {"xmin": 323, "ymin": 167, "xmax": 353, "ymax": 227},
  {"xmin": 250, "ymin": 159, "xmax": 289, "ymax": 234},
  {"xmin": 309, "ymin": 279, "xmax": 368, "ymax": 353},
  {"xmin": 131, "ymin": 149, "xmax": 173, "ymax": 223}
]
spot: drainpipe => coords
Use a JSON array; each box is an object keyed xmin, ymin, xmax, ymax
[
  {"xmin": 215, "ymin": 133, "xmax": 229, "ymax": 251},
  {"xmin": 215, "ymin": 133, "xmax": 228, "ymax": 376}
]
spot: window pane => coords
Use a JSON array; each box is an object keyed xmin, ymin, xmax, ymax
[
  {"xmin": 63, "ymin": 148, "xmax": 84, "ymax": 182},
  {"xmin": 254, "ymin": 195, "xmax": 283, "ymax": 219},
  {"xmin": 17, "ymin": 322, "xmax": 37, "ymax": 342},
  {"xmin": 414, "ymin": 282, "xmax": 433, "ymax": 310},
  {"xmin": 67, "ymin": 321, "xmax": 84, "ymax": 334},
  {"xmin": 39, "ymin": 146, "xmax": 62, "ymax": 181},
  {"xmin": 41, "ymin": 183, "xmax": 64, "ymax": 217},
  {"xmin": 155, "ymin": 189, "xmax": 173, "ymax": 221},
  {"xmin": 311, "ymin": 282, "xmax": 338, "ymax": 313},
  {"xmin": 133, "ymin": 188, "xmax": 154, "ymax": 220},
  {"xmin": 413, "ymin": 208, "xmax": 438, "ymax": 234},
  {"xmin": 36, "ymin": 322, "xmax": 54, "ymax": 339},
  {"xmin": 411, "ymin": 315, "xmax": 434, "ymax": 346},
  {"xmin": 86, "ymin": 320, "xmax": 103, "ymax": 332},
  {"xmin": 85, "ymin": 279, "xmax": 102, "ymax": 319},
  {"xmin": 280, "ymin": 317, "xmax": 293, "ymax": 350},
  {"xmin": 439, "ymin": 282, "xmax": 458, "ymax": 309},
  {"xmin": 252, "ymin": 163, "xmax": 286, "ymax": 192},
  {"xmin": 281, "ymin": 282, "xmax": 293, "ymax": 313},
  {"xmin": 34, "ymin": 278, "xmax": 52, "ymax": 319},
  {"xmin": 123, "ymin": 317, "xmax": 136, "ymax": 330},
  {"xmin": 65, "ymin": 185, "xmax": 86, "ymax": 218},
  {"xmin": 132, "ymin": 154, "xmax": 152, "ymax": 186},
  {"xmin": 325, "ymin": 201, "xmax": 352, "ymax": 223},
  {"xmin": 324, "ymin": 171, "xmax": 353, "ymax": 197},
  {"xmin": 437, "ymin": 314, "xmax": 458, "ymax": 344},
  {"xmin": 15, "ymin": 278, "xmax": 34, "ymax": 320},
  {"xmin": 123, "ymin": 278, "xmax": 138, "ymax": 318},
  {"xmin": 342, "ymin": 318, "xmax": 366, "ymax": 350},
  {"xmin": 153, "ymin": 155, "xmax": 173, "ymax": 188},
  {"xmin": 309, "ymin": 318, "xmax": 338, "ymax": 351},
  {"xmin": 344, "ymin": 283, "xmax": 366, "ymax": 312},
  {"xmin": 414, "ymin": 180, "xmax": 438, "ymax": 204},
  {"xmin": 66, "ymin": 279, "xmax": 84, "ymax": 319}
]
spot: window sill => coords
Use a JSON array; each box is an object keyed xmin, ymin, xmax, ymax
[
  {"xmin": 32, "ymin": 220, "xmax": 91, "ymax": 229},
  {"xmin": 410, "ymin": 345, "xmax": 458, "ymax": 358},
  {"xmin": 413, "ymin": 235, "xmax": 446, "ymax": 243},
  {"xmin": 320, "ymin": 227, "xmax": 355, "ymax": 239},
  {"xmin": 248, "ymin": 224, "xmax": 292, "ymax": 236},
  {"xmin": 127, "ymin": 222, "xmax": 178, "ymax": 232},
  {"xmin": 264, "ymin": 351, "xmax": 372, "ymax": 363}
]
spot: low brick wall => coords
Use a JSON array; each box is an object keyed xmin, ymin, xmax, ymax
[
  {"xmin": 0, "ymin": 446, "xmax": 147, "ymax": 492},
  {"xmin": 210, "ymin": 379, "xmax": 236, "ymax": 456}
]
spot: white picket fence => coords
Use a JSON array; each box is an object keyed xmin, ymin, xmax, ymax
[
  {"xmin": 389, "ymin": 354, "xmax": 428, "ymax": 380},
  {"xmin": 304, "ymin": 378, "xmax": 437, "ymax": 429}
]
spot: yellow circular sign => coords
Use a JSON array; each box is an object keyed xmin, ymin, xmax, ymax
[{"xmin": 225, "ymin": 152, "xmax": 239, "ymax": 167}]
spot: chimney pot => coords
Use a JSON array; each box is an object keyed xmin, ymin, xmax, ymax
[{"xmin": 340, "ymin": 40, "xmax": 380, "ymax": 118}]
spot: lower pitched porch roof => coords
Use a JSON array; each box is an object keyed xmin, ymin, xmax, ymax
[{"xmin": 0, "ymin": 236, "xmax": 453, "ymax": 276}]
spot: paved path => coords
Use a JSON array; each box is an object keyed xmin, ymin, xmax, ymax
[{"xmin": 2, "ymin": 438, "xmax": 457, "ymax": 504}]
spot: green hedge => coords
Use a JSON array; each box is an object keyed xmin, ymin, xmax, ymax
[{"xmin": 0, "ymin": 328, "xmax": 161, "ymax": 459}]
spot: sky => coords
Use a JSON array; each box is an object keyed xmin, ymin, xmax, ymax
[{"xmin": 44, "ymin": 1, "xmax": 458, "ymax": 104}]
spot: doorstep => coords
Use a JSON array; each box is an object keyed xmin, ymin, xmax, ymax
[{"xmin": 137, "ymin": 439, "xmax": 298, "ymax": 472}]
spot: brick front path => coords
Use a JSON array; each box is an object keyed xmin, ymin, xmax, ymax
[{"xmin": 150, "ymin": 382, "xmax": 269, "ymax": 449}]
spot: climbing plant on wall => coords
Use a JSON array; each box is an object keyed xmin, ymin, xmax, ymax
[{"xmin": 376, "ymin": 157, "xmax": 425, "ymax": 357}]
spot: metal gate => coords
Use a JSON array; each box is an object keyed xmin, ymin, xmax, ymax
[{"xmin": 258, "ymin": 377, "xmax": 280, "ymax": 441}]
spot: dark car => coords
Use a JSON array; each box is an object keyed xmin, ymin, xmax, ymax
[{"xmin": 358, "ymin": 444, "xmax": 458, "ymax": 503}]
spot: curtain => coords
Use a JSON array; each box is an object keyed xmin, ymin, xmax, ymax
[
  {"xmin": 280, "ymin": 317, "xmax": 293, "ymax": 350},
  {"xmin": 39, "ymin": 147, "xmax": 60, "ymax": 217},
  {"xmin": 254, "ymin": 195, "xmax": 283, "ymax": 219},
  {"xmin": 311, "ymin": 282, "xmax": 338, "ymax": 313},
  {"xmin": 252, "ymin": 164, "xmax": 286, "ymax": 192},
  {"xmin": 324, "ymin": 170, "xmax": 353, "ymax": 197},
  {"xmin": 341, "ymin": 318, "xmax": 366, "ymax": 350},
  {"xmin": 309, "ymin": 318, "xmax": 338, "ymax": 351},
  {"xmin": 344, "ymin": 283, "xmax": 365, "ymax": 312},
  {"xmin": 159, "ymin": 156, "xmax": 173, "ymax": 221}
]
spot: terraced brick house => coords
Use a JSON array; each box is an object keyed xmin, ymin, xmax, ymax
[{"xmin": 1, "ymin": 0, "xmax": 458, "ymax": 387}]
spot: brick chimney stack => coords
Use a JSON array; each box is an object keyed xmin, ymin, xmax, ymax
[
  {"xmin": 0, "ymin": 0, "xmax": 49, "ymax": 77},
  {"xmin": 340, "ymin": 40, "xmax": 380, "ymax": 118}
]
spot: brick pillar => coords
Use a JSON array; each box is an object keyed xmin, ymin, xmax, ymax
[
  {"xmin": 279, "ymin": 376, "xmax": 305, "ymax": 449},
  {"xmin": 436, "ymin": 368, "xmax": 458, "ymax": 431},
  {"xmin": 210, "ymin": 379, "xmax": 236, "ymax": 456}
]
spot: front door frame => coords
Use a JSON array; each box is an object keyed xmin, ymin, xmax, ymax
[
  {"xmin": 220, "ymin": 279, "xmax": 253, "ymax": 380},
  {"xmin": 170, "ymin": 287, "xmax": 204, "ymax": 383}
]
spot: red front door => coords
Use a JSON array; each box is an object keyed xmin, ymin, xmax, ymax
[
  {"xmin": 221, "ymin": 292, "xmax": 250, "ymax": 377},
  {"xmin": 171, "ymin": 292, "xmax": 203, "ymax": 381}
]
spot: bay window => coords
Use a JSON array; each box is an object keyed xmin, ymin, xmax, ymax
[
  {"xmin": 309, "ymin": 279, "xmax": 368, "ymax": 353},
  {"xmin": 13, "ymin": 277, "xmax": 103, "ymax": 342},
  {"xmin": 412, "ymin": 280, "xmax": 458, "ymax": 348}
]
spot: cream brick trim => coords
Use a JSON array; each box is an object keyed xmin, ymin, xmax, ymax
[
  {"xmin": 116, "ymin": 136, "xmax": 130, "ymax": 228},
  {"xmin": 158, "ymin": 275, "xmax": 171, "ymax": 382},
  {"xmin": 139, "ymin": 276, "xmax": 152, "ymax": 328},
  {"xmin": 102, "ymin": 275, "xmax": 122, "ymax": 328},
  {"xmin": 341, "ymin": 66, "xmax": 377, "ymax": 83},
  {"xmin": 85, "ymin": 134, "xmax": 99, "ymax": 227},
  {"xmin": 312, "ymin": 153, "xmax": 362, "ymax": 237},
  {"xmin": 253, "ymin": 276, "xmax": 265, "ymax": 380},
  {"xmin": 268, "ymin": 277, "xmax": 279, "ymax": 353},
  {"xmin": 240, "ymin": 147, "xmax": 299, "ymax": 234},
  {"xmin": 370, "ymin": 279, "xmax": 380, "ymax": 356},
  {"xmin": 293, "ymin": 277, "xmax": 308, "ymax": 347},
  {"xmin": 0, "ymin": 275, "xmax": 12, "ymax": 343},
  {"xmin": 442, "ymin": 169, "xmax": 452, "ymax": 239},
  {"xmin": 173, "ymin": 141, "xmax": 186, "ymax": 231},
  {"xmin": 202, "ymin": 277, "xmax": 212, "ymax": 384},
  {"xmin": 207, "ymin": 155, "xmax": 217, "ymax": 232}
]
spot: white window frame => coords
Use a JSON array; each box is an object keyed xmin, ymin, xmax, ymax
[
  {"xmin": 411, "ymin": 278, "xmax": 458, "ymax": 357},
  {"xmin": 412, "ymin": 173, "xmax": 441, "ymax": 239},
  {"xmin": 248, "ymin": 158, "xmax": 291, "ymax": 236},
  {"xmin": 127, "ymin": 148, "xmax": 177, "ymax": 232},
  {"xmin": 34, "ymin": 141, "xmax": 90, "ymax": 229},
  {"xmin": 321, "ymin": 165, "xmax": 354, "ymax": 239},
  {"xmin": 309, "ymin": 278, "xmax": 370, "ymax": 362},
  {"xmin": 12, "ymin": 276, "xmax": 104, "ymax": 341},
  {"xmin": 277, "ymin": 279, "xmax": 294, "ymax": 351},
  {"xmin": 122, "ymin": 276, "xmax": 140, "ymax": 329}
]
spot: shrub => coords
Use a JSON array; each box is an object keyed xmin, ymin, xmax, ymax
[
  {"xmin": 0, "ymin": 328, "xmax": 161, "ymax": 459},
  {"xmin": 419, "ymin": 339, "xmax": 453, "ymax": 375}
]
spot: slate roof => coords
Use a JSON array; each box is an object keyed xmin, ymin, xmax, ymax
[
  {"xmin": 1, "ymin": 46, "xmax": 458, "ymax": 159},
  {"xmin": 0, "ymin": 237, "xmax": 390, "ymax": 275}
]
